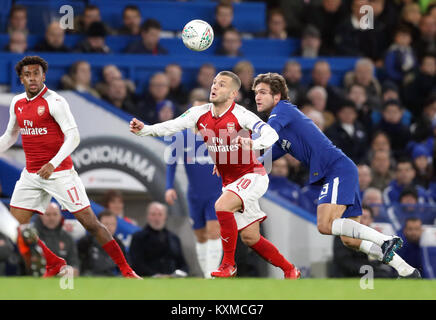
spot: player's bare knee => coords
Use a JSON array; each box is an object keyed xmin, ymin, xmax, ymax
[
  {"xmin": 341, "ymin": 236, "xmax": 360, "ymax": 250},
  {"xmin": 240, "ymin": 232, "xmax": 259, "ymax": 247},
  {"xmin": 317, "ymin": 221, "xmax": 332, "ymax": 235}
]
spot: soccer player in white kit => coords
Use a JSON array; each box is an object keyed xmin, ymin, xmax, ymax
[
  {"xmin": 0, "ymin": 56, "xmax": 140, "ymax": 278},
  {"xmin": 130, "ymin": 71, "xmax": 301, "ymax": 279}
]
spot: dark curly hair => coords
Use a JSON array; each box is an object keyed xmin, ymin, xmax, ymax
[
  {"xmin": 252, "ymin": 72, "xmax": 289, "ymax": 101},
  {"xmin": 15, "ymin": 56, "xmax": 48, "ymax": 77}
]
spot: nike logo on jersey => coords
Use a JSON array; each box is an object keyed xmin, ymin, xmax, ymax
[
  {"xmin": 269, "ymin": 114, "xmax": 277, "ymax": 119},
  {"xmin": 318, "ymin": 195, "xmax": 327, "ymax": 200}
]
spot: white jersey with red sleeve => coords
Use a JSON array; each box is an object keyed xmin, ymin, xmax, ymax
[
  {"xmin": 137, "ymin": 101, "xmax": 278, "ymax": 186},
  {"xmin": 11, "ymin": 85, "xmax": 78, "ymax": 174}
]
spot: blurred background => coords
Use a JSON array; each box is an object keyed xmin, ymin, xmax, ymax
[{"xmin": 1, "ymin": 0, "xmax": 436, "ymax": 280}]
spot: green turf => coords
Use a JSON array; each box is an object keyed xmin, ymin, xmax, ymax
[{"xmin": 0, "ymin": 277, "xmax": 435, "ymax": 300}]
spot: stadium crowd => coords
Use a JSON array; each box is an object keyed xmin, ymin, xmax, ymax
[{"xmin": 1, "ymin": 0, "xmax": 436, "ymax": 278}]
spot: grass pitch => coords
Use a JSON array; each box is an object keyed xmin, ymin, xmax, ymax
[{"xmin": 0, "ymin": 277, "xmax": 435, "ymax": 300}]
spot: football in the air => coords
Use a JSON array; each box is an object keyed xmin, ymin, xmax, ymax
[{"xmin": 181, "ymin": 19, "xmax": 214, "ymax": 51}]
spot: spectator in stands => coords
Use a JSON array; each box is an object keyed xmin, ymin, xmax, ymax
[
  {"xmin": 411, "ymin": 144, "xmax": 433, "ymax": 188},
  {"xmin": 156, "ymin": 100, "xmax": 176, "ymax": 123},
  {"xmin": 374, "ymin": 100, "xmax": 412, "ymax": 158},
  {"xmin": 334, "ymin": 0, "xmax": 389, "ymax": 62},
  {"xmin": 295, "ymin": 25, "xmax": 324, "ymax": 58},
  {"xmin": 4, "ymin": 30, "xmax": 27, "ymax": 54},
  {"xmin": 310, "ymin": 60, "xmax": 347, "ymax": 113},
  {"xmin": 303, "ymin": 0, "xmax": 347, "ymax": 55},
  {"xmin": 213, "ymin": 1, "xmax": 236, "ymax": 38},
  {"xmin": 34, "ymin": 21, "xmax": 70, "ymax": 53},
  {"xmin": 347, "ymin": 83, "xmax": 373, "ymax": 132},
  {"xmin": 130, "ymin": 202, "xmax": 189, "ymax": 277},
  {"xmin": 215, "ymin": 27, "xmax": 243, "ymax": 57},
  {"xmin": 0, "ymin": 230, "xmax": 22, "ymax": 276},
  {"xmin": 118, "ymin": 5, "xmax": 142, "ymax": 36},
  {"xmin": 396, "ymin": 217, "xmax": 423, "ymax": 275},
  {"xmin": 194, "ymin": 63, "xmax": 216, "ymax": 95},
  {"xmin": 124, "ymin": 19, "xmax": 168, "ymax": 55},
  {"xmin": 402, "ymin": 53, "xmax": 436, "ymax": 116},
  {"xmin": 7, "ymin": 5, "xmax": 28, "ymax": 35},
  {"xmin": 384, "ymin": 25, "xmax": 417, "ymax": 84},
  {"xmin": 325, "ymin": 101, "xmax": 368, "ymax": 164},
  {"xmin": 282, "ymin": 60, "xmax": 307, "ymax": 107},
  {"xmin": 77, "ymin": 210, "xmax": 127, "ymax": 276},
  {"xmin": 268, "ymin": 157, "xmax": 301, "ymax": 205},
  {"xmin": 103, "ymin": 78, "xmax": 138, "ymax": 115},
  {"xmin": 358, "ymin": 164, "xmax": 373, "ymax": 197},
  {"xmin": 362, "ymin": 187, "xmax": 387, "ymax": 222},
  {"xmin": 410, "ymin": 94, "xmax": 436, "ymax": 143},
  {"xmin": 259, "ymin": 8, "xmax": 288, "ymax": 39},
  {"xmin": 383, "ymin": 157, "xmax": 430, "ymax": 205},
  {"xmin": 369, "ymin": 149, "xmax": 395, "ymax": 191},
  {"xmin": 233, "ymin": 60, "xmax": 256, "ymax": 114},
  {"xmin": 102, "ymin": 190, "xmax": 137, "ymax": 225},
  {"xmin": 60, "ymin": 61, "xmax": 100, "ymax": 98},
  {"xmin": 381, "ymin": 80, "xmax": 401, "ymax": 103},
  {"xmin": 72, "ymin": 4, "xmax": 113, "ymax": 35},
  {"xmin": 399, "ymin": 2, "xmax": 422, "ymax": 44},
  {"xmin": 188, "ymin": 88, "xmax": 209, "ymax": 108},
  {"xmin": 306, "ymin": 86, "xmax": 335, "ymax": 129},
  {"xmin": 305, "ymin": 108, "xmax": 326, "ymax": 132},
  {"xmin": 34, "ymin": 203, "xmax": 79, "ymax": 276},
  {"xmin": 165, "ymin": 63, "xmax": 188, "ymax": 107},
  {"xmin": 136, "ymin": 72, "xmax": 179, "ymax": 124},
  {"xmin": 413, "ymin": 14, "xmax": 436, "ymax": 61},
  {"xmin": 75, "ymin": 21, "xmax": 111, "ymax": 54},
  {"xmin": 343, "ymin": 58, "xmax": 382, "ymax": 107},
  {"xmin": 331, "ymin": 205, "xmax": 395, "ymax": 278},
  {"xmin": 95, "ymin": 64, "xmax": 136, "ymax": 99}
]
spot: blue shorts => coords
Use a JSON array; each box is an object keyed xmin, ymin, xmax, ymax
[
  {"xmin": 187, "ymin": 192, "xmax": 220, "ymax": 230},
  {"xmin": 316, "ymin": 156, "xmax": 362, "ymax": 218}
]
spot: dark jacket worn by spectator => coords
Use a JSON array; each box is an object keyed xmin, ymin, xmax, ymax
[
  {"xmin": 331, "ymin": 236, "xmax": 395, "ymax": 278},
  {"xmin": 34, "ymin": 39, "xmax": 70, "ymax": 52},
  {"xmin": 130, "ymin": 225, "xmax": 188, "ymax": 277},
  {"xmin": 34, "ymin": 216, "xmax": 80, "ymax": 270},
  {"xmin": 77, "ymin": 234, "xmax": 127, "ymax": 276},
  {"xmin": 325, "ymin": 119, "xmax": 368, "ymax": 164}
]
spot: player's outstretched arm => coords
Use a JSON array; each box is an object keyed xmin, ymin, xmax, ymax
[
  {"xmin": 0, "ymin": 100, "xmax": 20, "ymax": 153},
  {"xmin": 130, "ymin": 107, "xmax": 200, "ymax": 137}
]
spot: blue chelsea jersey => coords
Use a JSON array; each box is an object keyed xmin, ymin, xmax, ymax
[{"xmin": 268, "ymin": 100, "xmax": 345, "ymax": 184}]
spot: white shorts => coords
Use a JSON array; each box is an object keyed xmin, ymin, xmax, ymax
[
  {"xmin": 222, "ymin": 173, "xmax": 269, "ymax": 231},
  {"xmin": 10, "ymin": 168, "xmax": 90, "ymax": 215}
]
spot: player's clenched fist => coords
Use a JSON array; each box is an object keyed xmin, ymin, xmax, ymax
[
  {"xmin": 129, "ymin": 118, "xmax": 145, "ymax": 134},
  {"xmin": 233, "ymin": 136, "xmax": 253, "ymax": 150},
  {"xmin": 37, "ymin": 163, "xmax": 55, "ymax": 179}
]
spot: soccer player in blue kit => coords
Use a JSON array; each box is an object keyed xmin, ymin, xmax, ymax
[
  {"xmin": 165, "ymin": 101, "xmax": 223, "ymax": 278},
  {"xmin": 250, "ymin": 73, "xmax": 420, "ymax": 278}
]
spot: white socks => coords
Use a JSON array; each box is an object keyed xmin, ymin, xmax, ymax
[
  {"xmin": 359, "ymin": 240, "xmax": 415, "ymax": 277},
  {"xmin": 196, "ymin": 241, "xmax": 208, "ymax": 277},
  {"xmin": 196, "ymin": 239, "xmax": 223, "ymax": 278},
  {"xmin": 332, "ymin": 218, "xmax": 392, "ymax": 247},
  {"xmin": 206, "ymin": 238, "xmax": 223, "ymax": 278}
]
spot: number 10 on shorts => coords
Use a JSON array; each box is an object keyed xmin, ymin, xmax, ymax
[{"xmin": 236, "ymin": 178, "xmax": 251, "ymax": 191}]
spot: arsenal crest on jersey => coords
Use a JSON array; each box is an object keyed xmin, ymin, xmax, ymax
[
  {"xmin": 227, "ymin": 122, "xmax": 235, "ymax": 133},
  {"xmin": 37, "ymin": 106, "xmax": 45, "ymax": 116}
]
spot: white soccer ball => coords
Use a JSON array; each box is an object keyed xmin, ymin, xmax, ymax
[{"xmin": 181, "ymin": 19, "xmax": 214, "ymax": 52}]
